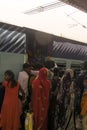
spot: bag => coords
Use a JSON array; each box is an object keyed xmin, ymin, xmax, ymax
[{"xmin": 25, "ymin": 112, "xmax": 33, "ymax": 130}]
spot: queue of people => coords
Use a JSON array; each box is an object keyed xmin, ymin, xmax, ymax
[{"xmin": 0, "ymin": 60, "xmax": 87, "ymax": 130}]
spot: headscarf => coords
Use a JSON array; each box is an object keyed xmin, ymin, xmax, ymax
[
  {"xmin": 37, "ymin": 67, "xmax": 48, "ymax": 88},
  {"xmin": 32, "ymin": 67, "xmax": 51, "ymax": 130},
  {"xmin": 64, "ymin": 69, "xmax": 74, "ymax": 79},
  {"xmin": 38, "ymin": 67, "xmax": 48, "ymax": 80}
]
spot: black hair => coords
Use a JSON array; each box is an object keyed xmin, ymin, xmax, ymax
[
  {"xmin": 59, "ymin": 70, "xmax": 65, "ymax": 78},
  {"xmin": 4, "ymin": 70, "xmax": 17, "ymax": 88},
  {"xmin": 53, "ymin": 67, "xmax": 59, "ymax": 76},
  {"xmin": 32, "ymin": 63, "xmax": 44, "ymax": 70},
  {"xmin": 82, "ymin": 60, "xmax": 87, "ymax": 70},
  {"xmin": 84, "ymin": 75, "xmax": 87, "ymax": 80},
  {"xmin": 23, "ymin": 63, "xmax": 32, "ymax": 70},
  {"xmin": 45, "ymin": 60, "xmax": 55, "ymax": 69}
]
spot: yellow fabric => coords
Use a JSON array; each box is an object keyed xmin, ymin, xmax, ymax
[
  {"xmin": 81, "ymin": 91, "xmax": 87, "ymax": 116},
  {"xmin": 25, "ymin": 112, "xmax": 33, "ymax": 130}
]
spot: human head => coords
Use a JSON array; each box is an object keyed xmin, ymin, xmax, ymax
[
  {"xmin": 65, "ymin": 69, "xmax": 74, "ymax": 79},
  {"xmin": 59, "ymin": 70, "xmax": 65, "ymax": 78},
  {"xmin": 39, "ymin": 67, "xmax": 48, "ymax": 79},
  {"xmin": 81, "ymin": 60, "xmax": 87, "ymax": 70},
  {"xmin": 83, "ymin": 75, "xmax": 87, "ymax": 87},
  {"xmin": 32, "ymin": 63, "xmax": 44, "ymax": 70},
  {"xmin": 23, "ymin": 63, "xmax": 32, "ymax": 73},
  {"xmin": 4, "ymin": 70, "xmax": 15, "ymax": 81}
]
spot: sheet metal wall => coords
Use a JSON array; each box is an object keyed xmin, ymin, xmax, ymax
[{"xmin": 0, "ymin": 22, "xmax": 26, "ymax": 54}]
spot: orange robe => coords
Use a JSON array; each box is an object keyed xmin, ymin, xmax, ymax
[
  {"xmin": 32, "ymin": 67, "xmax": 51, "ymax": 130},
  {"xmin": 1, "ymin": 82, "xmax": 21, "ymax": 130}
]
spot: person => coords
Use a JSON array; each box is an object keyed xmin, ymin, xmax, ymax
[
  {"xmin": 54, "ymin": 69, "xmax": 76, "ymax": 130},
  {"xmin": 76, "ymin": 60, "xmax": 87, "ymax": 114},
  {"xmin": 18, "ymin": 63, "xmax": 32, "ymax": 101},
  {"xmin": 45, "ymin": 56, "xmax": 55, "ymax": 70},
  {"xmin": 80, "ymin": 75, "xmax": 87, "ymax": 130},
  {"xmin": 48, "ymin": 67, "xmax": 60, "ymax": 130},
  {"xmin": 31, "ymin": 67, "xmax": 51, "ymax": 130},
  {"xmin": 18, "ymin": 63, "xmax": 33, "ymax": 130},
  {"xmin": 1, "ymin": 70, "xmax": 25, "ymax": 130}
]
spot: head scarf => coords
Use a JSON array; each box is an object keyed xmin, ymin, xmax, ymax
[
  {"xmin": 32, "ymin": 67, "xmax": 51, "ymax": 130},
  {"xmin": 38, "ymin": 67, "xmax": 48, "ymax": 80},
  {"xmin": 65, "ymin": 69, "xmax": 74, "ymax": 78}
]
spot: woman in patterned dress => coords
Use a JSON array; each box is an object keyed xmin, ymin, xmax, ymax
[{"xmin": 54, "ymin": 69, "xmax": 76, "ymax": 130}]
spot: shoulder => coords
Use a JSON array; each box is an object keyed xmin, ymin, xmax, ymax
[
  {"xmin": 19, "ymin": 71, "xmax": 27, "ymax": 75},
  {"xmin": 47, "ymin": 79, "xmax": 51, "ymax": 86},
  {"xmin": 2, "ymin": 81, "xmax": 8, "ymax": 87},
  {"xmin": 19, "ymin": 71, "xmax": 28, "ymax": 78},
  {"xmin": 32, "ymin": 79, "xmax": 40, "ymax": 91},
  {"xmin": 32, "ymin": 78, "xmax": 39, "ymax": 85}
]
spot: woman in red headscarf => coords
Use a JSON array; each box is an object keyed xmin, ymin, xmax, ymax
[{"xmin": 32, "ymin": 67, "xmax": 51, "ymax": 130}]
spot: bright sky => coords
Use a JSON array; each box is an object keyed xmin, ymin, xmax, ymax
[{"xmin": 0, "ymin": 0, "xmax": 87, "ymax": 43}]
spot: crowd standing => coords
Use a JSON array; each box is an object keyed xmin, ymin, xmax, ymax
[{"xmin": 0, "ymin": 60, "xmax": 87, "ymax": 130}]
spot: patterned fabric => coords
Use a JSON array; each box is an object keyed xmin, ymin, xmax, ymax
[
  {"xmin": 32, "ymin": 67, "xmax": 51, "ymax": 130},
  {"xmin": 54, "ymin": 71, "xmax": 76, "ymax": 130},
  {"xmin": 48, "ymin": 76, "xmax": 61, "ymax": 130}
]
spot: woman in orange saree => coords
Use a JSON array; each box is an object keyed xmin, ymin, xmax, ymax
[
  {"xmin": 32, "ymin": 67, "xmax": 51, "ymax": 130},
  {"xmin": 1, "ymin": 70, "xmax": 24, "ymax": 130}
]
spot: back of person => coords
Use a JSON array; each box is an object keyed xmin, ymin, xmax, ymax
[
  {"xmin": 1, "ymin": 70, "xmax": 21, "ymax": 130},
  {"xmin": 81, "ymin": 75, "xmax": 87, "ymax": 130},
  {"xmin": 18, "ymin": 63, "xmax": 32, "ymax": 100},
  {"xmin": 3, "ymin": 82, "xmax": 19, "ymax": 101},
  {"xmin": 18, "ymin": 70, "xmax": 29, "ymax": 99},
  {"xmin": 32, "ymin": 67, "xmax": 51, "ymax": 130},
  {"xmin": 76, "ymin": 71, "xmax": 87, "ymax": 99}
]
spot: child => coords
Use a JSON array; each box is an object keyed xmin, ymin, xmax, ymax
[
  {"xmin": 1, "ymin": 70, "xmax": 25, "ymax": 130},
  {"xmin": 81, "ymin": 75, "xmax": 87, "ymax": 130}
]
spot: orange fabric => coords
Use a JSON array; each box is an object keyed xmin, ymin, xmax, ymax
[
  {"xmin": 32, "ymin": 67, "xmax": 51, "ymax": 130},
  {"xmin": 81, "ymin": 91, "xmax": 87, "ymax": 116},
  {"xmin": 1, "ymin": 81, "xmax": 21, "ymax": 130}
]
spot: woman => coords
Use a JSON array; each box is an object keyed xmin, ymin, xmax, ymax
[
  {"xmin": 48, "ymin": 67, "xmax": 61, "ymax": 130},
  {"xmin": 54, "ymin": 69, "xmax": 76, "ymax": 130},
  {"xmin": 32, "ymin": 67, "xmax": 51, "ymax": 130},
  {"xmin": 1, "ymin": 70, "xmax": 25, "ymax": 130}
]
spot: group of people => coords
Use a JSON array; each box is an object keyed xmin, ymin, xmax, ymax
[{"xmin": 0, "ymin": 60, "xmax": 87, "ymax": 130}]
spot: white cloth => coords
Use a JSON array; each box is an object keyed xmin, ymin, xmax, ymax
[
  {"xmin": 31, "ymin": 70, "xmax": 39, "ymax": 76},
  {"xmin": 18, "ymin": 71, "xmax": 29, "ymax": 98}
]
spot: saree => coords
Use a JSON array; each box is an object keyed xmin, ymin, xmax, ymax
[
  {"xmin": 54, "ymin": 69, "xmax": 76, "ymax": 130},
  {"xmin": 32, "ymin": 67, "xmax": 51, "ymax": 130}
]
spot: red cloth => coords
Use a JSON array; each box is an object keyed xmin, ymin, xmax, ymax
[
  {"xmin": 32, "ymin": 67, "xmax": 51, "ymax": 130},
  {"xmin": 1, "ymin": 81, "xmax": 21, "ymax": 130}
]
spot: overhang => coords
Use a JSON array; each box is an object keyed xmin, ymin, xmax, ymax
[{"xmin": 60, "ymin": 0, "xmax": 87, "ymax": 12}]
